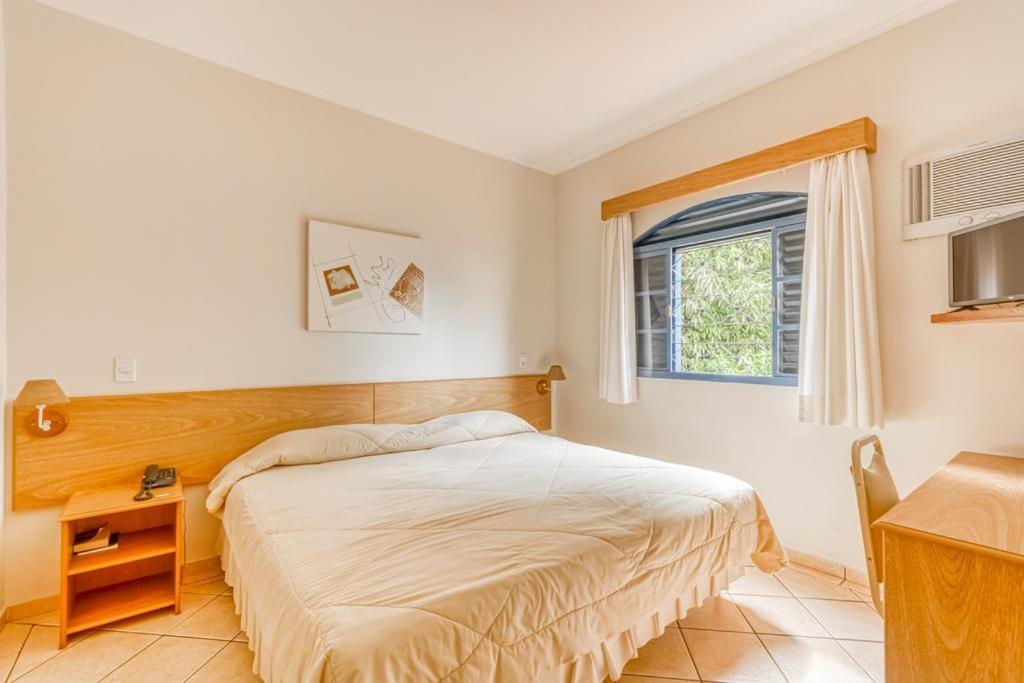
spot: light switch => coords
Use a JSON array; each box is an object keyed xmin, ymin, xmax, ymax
[
  {"xmin": 114, "ymin": 356, "xmax": 137, "ymax": 383},
  {"xmin": 519, "ymin": 353, "xmax": 528, "ymax": 369}
]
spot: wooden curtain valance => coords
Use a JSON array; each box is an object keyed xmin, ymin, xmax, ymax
[{"xmin": 601, "ymin": 117, "xmax": 877, "ymax": 220}]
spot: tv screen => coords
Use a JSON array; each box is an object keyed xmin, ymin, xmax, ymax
[{"xmin": 950, "ymin": 211, "xmax": 1024, "ymax": 307}]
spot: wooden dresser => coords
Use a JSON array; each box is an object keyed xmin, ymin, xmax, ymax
[{"xmin": 875, "ymin": 451, "xmax": 1024, "ymax": 682}]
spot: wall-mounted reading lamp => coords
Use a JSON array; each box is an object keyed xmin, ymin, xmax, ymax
[
  {"xmin": 14, "ymin": 379, "xmax": 70, "ymax": 437},
  {"xmin": 536, "ymin": 365, "xmax": 566, "ymax": 395}
]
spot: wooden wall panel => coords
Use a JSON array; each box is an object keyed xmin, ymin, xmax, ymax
[
  {"xmin": 13, "ymin": 384, "xmax": 374, "ymax": 510},
  {"xmin": 375, "ymin": 375, "xmax": 551, "ymax": 431},
  {"xmin": 13, "ymin": 375, "xmax": 552, "ymax": 510}
]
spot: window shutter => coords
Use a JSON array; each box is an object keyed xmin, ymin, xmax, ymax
[
  {"xmin": 776, "ymin": 229, "xmax": 804, "ymax": 277},
  {"xmin": 634, "ymin": 251, "xmax": 670, "ymax": 371},
  {"xmin": 773, "ymin": 227, "xmax": 805, "ymax": 377},
  {"xmin": 778, "ymin": 280, "xmax": 802, "ymax": 325},
  {"xmin": 778, "ymin": 329, "xmax": 800, "ymax": 375}
]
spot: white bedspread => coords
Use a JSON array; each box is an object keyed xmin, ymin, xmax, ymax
[{"xmin": 209, "ymin": 411, "xmax": 785, "ymax": 682}]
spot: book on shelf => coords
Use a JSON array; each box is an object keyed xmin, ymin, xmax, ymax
[
  {"xmin": 75, "ymin": 533, "xmax": 120, "ymax": 555},
  {"xmin": 73, "ymin": 526, "xmax": 120, "ymax": 555}
]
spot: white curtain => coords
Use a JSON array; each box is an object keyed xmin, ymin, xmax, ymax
[
  {"xmin": 599, "ymin": 213, "xmax": 638, "ymax": 404},
  {"xmin": 798, "ymin": 149, "xmax": 883, "ymax": 428}
]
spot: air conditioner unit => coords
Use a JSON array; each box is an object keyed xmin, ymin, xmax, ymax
[{"xmin": 902, "ymin": 132, "xmax": 1024, "ymax": 240}]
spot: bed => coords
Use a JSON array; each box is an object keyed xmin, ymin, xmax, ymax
[{"xmin": 207, "ymin": 410, "xmax": 785, "ymax": 682}]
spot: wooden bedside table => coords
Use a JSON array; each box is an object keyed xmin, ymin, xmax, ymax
[{"xmin": 59, "ymin": 482, "xmax": 184, "ymax": 647}]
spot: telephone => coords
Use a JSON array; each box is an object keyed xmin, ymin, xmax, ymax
[{"xmin": 133, "ymin": 464, "xmax": 177, "ymax": 501}]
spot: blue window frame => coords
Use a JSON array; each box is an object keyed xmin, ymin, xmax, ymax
[{"xmin": 633, "ymin": 192, "xmax": 806, "ymax": 386}]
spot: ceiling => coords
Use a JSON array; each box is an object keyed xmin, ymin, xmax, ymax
[{"xmin": 36, "ymin": 0, "xmax": 956, "ymax": 174}]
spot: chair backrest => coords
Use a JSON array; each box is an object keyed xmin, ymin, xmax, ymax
[{"xmin": 850, "ymin": 435, "xmax": 899, "ymax": 616}]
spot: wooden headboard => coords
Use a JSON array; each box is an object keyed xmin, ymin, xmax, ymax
[{"xmin": 12, "ymin": 374, "xmax": 550, "ymax": 510}]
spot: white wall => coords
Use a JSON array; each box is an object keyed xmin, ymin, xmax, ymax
[
  {"xmin": 4, "ymin": 0, "xmax": 556, "ymax": 604},
  {"xmin": 555, "ymin": 0, "xmax": 1024, "ymax": 571},
  {"xmin": 0, "ymin": 0, "xmax": 8, "ymax": 614}
]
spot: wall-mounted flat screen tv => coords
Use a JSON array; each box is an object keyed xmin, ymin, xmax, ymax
[{"xmin": 950, "ymin": 210, "xmax": 1024, "ymax": 307}]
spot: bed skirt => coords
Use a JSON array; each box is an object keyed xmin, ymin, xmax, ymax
[
  {"xmin": 541, "ymin": 562, "xmax": 744, "ymax": 682},
  {"xmin": 221, "ymin": 531, "xmax": 777, "ymax": 683}
]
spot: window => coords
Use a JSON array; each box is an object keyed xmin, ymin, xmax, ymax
[{"xmin": 633, "ymin": 192, "xmax": 806, "ymax": 385}]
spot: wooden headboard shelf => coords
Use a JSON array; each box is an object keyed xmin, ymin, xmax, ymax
[
  {"xmin": 374, "ymin": 376, "xmax": 549, "ymax": 426},
  {"xmin": 12, "ymin": 375, "xmax": 550, "ymax": 510}
]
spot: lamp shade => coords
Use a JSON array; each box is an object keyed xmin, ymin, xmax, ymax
[
  {"xmin": 14, "ymin": 379, "xmax": 70, "ymax": 407},
  {"xmin": 546, "ymin": 365, "xmax": 566, "ymax": 382}
]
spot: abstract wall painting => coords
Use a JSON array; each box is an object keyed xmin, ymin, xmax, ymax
[{"xmin": 307, "ymin": 220, "xmax": 425, "ymax": 333}]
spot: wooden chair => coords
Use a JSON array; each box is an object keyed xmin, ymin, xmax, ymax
[{"xmin": 850, "ymin": 435, "xmax": 899, "ymax": 616}]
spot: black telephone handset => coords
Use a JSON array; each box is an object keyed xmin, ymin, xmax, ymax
[{"xmin": 134, "ymin": 464, "xmax": 177, "ymax": 501}]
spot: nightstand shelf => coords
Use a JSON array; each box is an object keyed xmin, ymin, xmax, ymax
[
  {"xmin": 68, "ymin": 525, "xmax": 177, "ymax": 576},
  {"xmin": 66, "ymin": 572, "xmax": 176, "ymax": 634},
  {"xmin": 59, "ymin": 482, "xmax": 184, "ymax": 647}
]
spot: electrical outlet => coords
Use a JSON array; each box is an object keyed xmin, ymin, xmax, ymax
[
  {"xmin": 518, "ymin": 353, "xmax": 528, "ymax": 370},
  {"xmin": 114, "ymin": 356, "xmax": 137, "ymax": 382}
]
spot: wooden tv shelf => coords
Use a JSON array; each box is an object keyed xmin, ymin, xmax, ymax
[
  {"xmin": 931, "ymin": 306, "xmax": 1024, "ymax": 324},
  {"xmin": 59, "ymin": 482, "xmax": 183, "ymax": 647}
]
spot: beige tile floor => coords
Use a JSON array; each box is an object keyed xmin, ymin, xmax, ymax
[
  {"xmin": 0, "ymin": 572, "xmax": 258, "ymax": 683},
  {"xmin": 0, "ymin": 563, "xmax": 881, "ymax": 682},
  {"xmin": 622, "ymin": 564, "xmax": 883, "ymax": 683}
]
